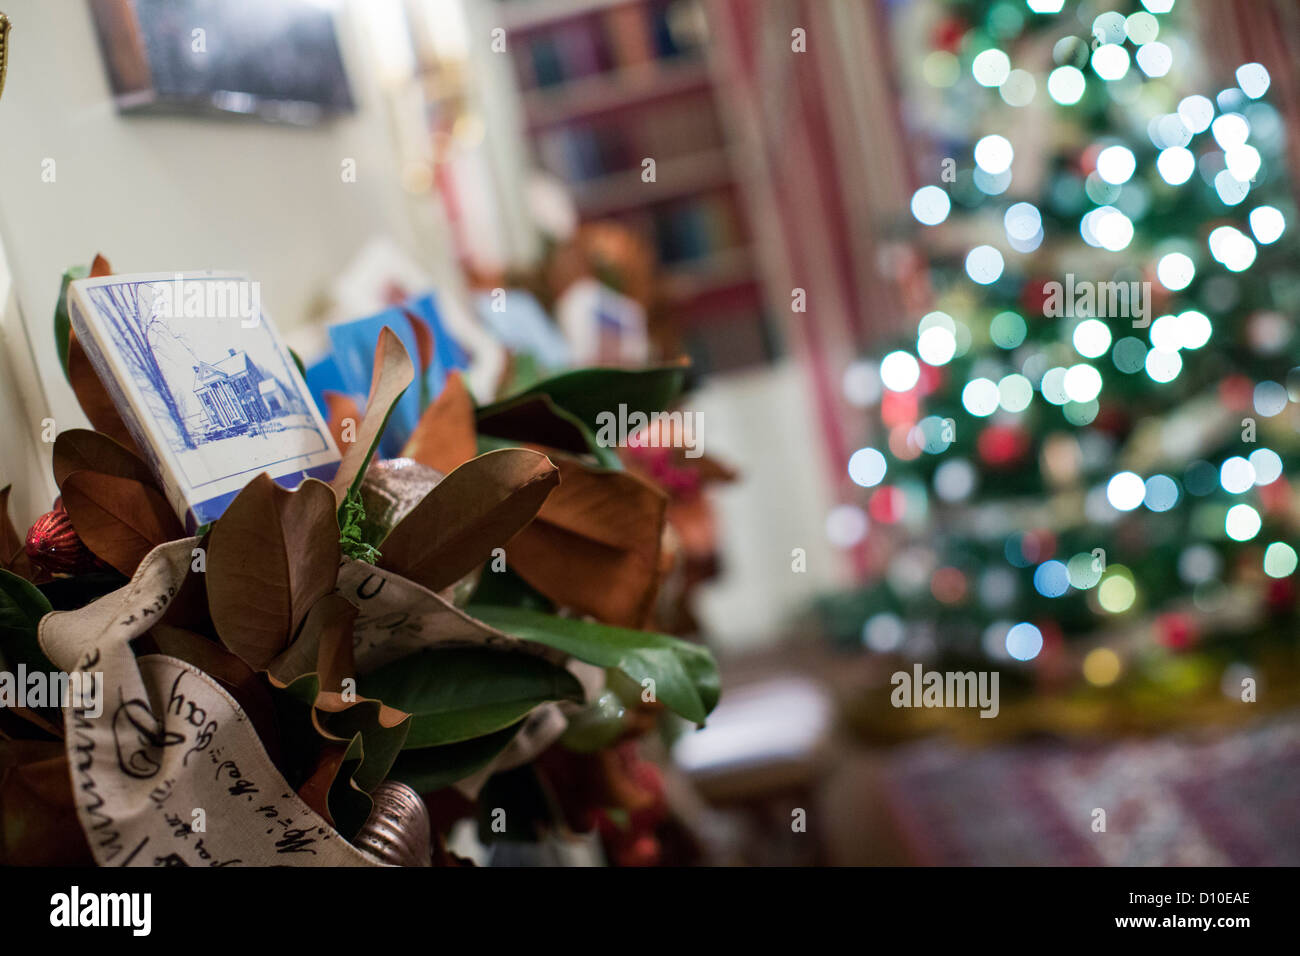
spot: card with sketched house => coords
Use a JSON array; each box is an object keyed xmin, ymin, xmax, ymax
[{"xmin": 68, "ymin": 271, "xmax": 341, "ymax": 530}]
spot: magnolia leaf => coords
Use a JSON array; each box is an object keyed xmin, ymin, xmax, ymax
[
  {"xmin": 66, "ymin": 332, "xmax": 140, "ymax": 454},
  {"xmin": 0, "ymin": 742, "xmax": 94, "ymax": 865},
  {"xmin": 322, "ymin": 391, "xmax": 362, "ymax": 462},
  {"xmin": 476, "ymin": 392, "xmax": 620, "ymax": 469},
  {"xmin": 0, "ymin": 486, "xmax": 34, "ymax": 580},
  {"xmin": 52, "ymin": 428, "xmax": 156, "ymax": 491},
  {"xmin": 329, "ymin": 327, "xmax": 415, "ymax": 505},
  {"xmin": 468, "ymin": 605, "xmax": 719, "ymax": 724},
  {"xmin": 206, "ymin": 475, "xmax": 340, "ymax": 670},
  {"xmin": 478, "ymin": 362, "xmax": 689, "ymax": 438},
  {"xmin": 54, "ymin": 266, "xmax": 90, "ymax": 381},
  {"xmin": 61, "ymin": 471, "xmax": 184, "ymax": 577},
  {"xmin": 267, "ymin": 594, "xmax": 357, "ymax": 691},
  {"xmin": 402, "ymin": 370, "xmax": 477, "ymax": 475},
  {"xmin": 378, "ymin": 448, "xmax": 558, "ymax": 593},
  {"xmin": 403, "ymin": 308, "xmax": 436, "ymax": 408},
  {"xmin": 507, "ymin": 457, "xmax": 666, "ymax": 627},
  {"xmin": 0, "ymin": 569, "xmax": 55, "ymax": 673},
  {"xmin": 361, "ymin": 646, "xmax": 583, "ymax": 749},
  {"xmin": 271, "ymin": 672, "xmax": 410, "ymax": 837},
  {"xmin": 387, "ymin": 721, "xmax": 524, "ymax": 796}
]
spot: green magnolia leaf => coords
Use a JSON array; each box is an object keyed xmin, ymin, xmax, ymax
[
  {"xmin": 361, "ymin": 646, "xmax": 583, "ymax": 749},
  {"xmin": 54, "ymin": 265, "xmax": 90, "ymax": 382},
  {"xmin": 468, "ymin": 605, "xmax": 719, "ymax": 724},
  {"xmin": 271, "ymin": 672, "xmax": 411, "ymax": 839},
  {"xmin": 387, "ymin": 721, "xmax": 523, "ymax": 795},
  {"xmin": 477, "ymin": 363, "xmax": 688, "ymax": 443},
  {"xmin": 0, "ymin": 569, "xmax": 55, "ymax": 672},
  {"xmin": 476, "ymin": 393, "xmax": 621, "ymax": 469}
]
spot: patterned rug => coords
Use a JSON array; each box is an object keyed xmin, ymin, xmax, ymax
[{"xmin": 882, "ymin": 713, "xmax": 1300, "ymax": 865}]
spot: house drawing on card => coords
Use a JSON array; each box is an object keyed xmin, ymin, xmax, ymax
[{"xmin": 192, "ymin": 347, "xmax": 289, "ymax": 433}]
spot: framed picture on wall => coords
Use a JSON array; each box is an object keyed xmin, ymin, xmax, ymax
[{"xmin": 88, "ymin": 0, "xmax": 354, "ymax": 123}]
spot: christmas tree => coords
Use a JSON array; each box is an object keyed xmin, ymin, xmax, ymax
[{"xmin": 820, "ymin": 0, "xmax": 1299, "ymax": 713}]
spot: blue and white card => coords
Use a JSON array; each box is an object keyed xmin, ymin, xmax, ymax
[{"xmin": 68, "ymin": 272, "xmax": 341, "ymax": 530}]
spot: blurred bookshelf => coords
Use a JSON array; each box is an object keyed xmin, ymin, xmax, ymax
[{"xmin": 498, "ymin": 0, "xmax": 779, "ymax": 373}]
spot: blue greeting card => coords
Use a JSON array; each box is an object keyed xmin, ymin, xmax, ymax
[
  {"xmin": 473, "ymin": 288, "xmax": 572, "ymax": 372},
  {"xmin": 67, "ymin": 272, "xmax": 341, "ymax": 530}
]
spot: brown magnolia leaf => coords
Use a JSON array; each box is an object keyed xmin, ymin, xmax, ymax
[
  {"xmin": 297, "ymin": 745, "xmax": 349, "ymax": 825},
  {"xmin": 323, "ymin": 391, "xmax": 362, "ymax": 460},
  {"xmin": 66, "ymin": 331, "xmax": 140, "ymax": 454},
  {"xmin": 52, "ymin": 428, "xmax": 156, "ymax": 491},
  {"xmin": 0, "ymin": 742, "xmax": 94, "ymax": 865},
  {"xmin": 148, "ymin": 624, "xmax": 256, "ymax": 688},
  {"xmin": 61, "ymin": 470, "xmax": 184, "ymax": 577},
  {"xmin": 403, "ymin": 308, "xmax": 435, "ymax": 374},
  {"xmin": 329, "ymin": 326, "xmax": 415, "ymax": 504},
  {"xmin": 0, "ymin": 485, "xmax": 34, "ymax": 579},
  {"xmin": 509, "ymin": 457, "xmax": 667, "ymax": 627},
  {"xmin": 267, "ymin": 594, "xmax": 358, "ymax": 692},
  {"xmin": 206, "ymin": 475, "xmax": 341, "ymax": 670},
  {"xmin": 402, "ymin": 370, "xmax": 477, "ymax": 475},
  {"xmin": 378, "ymin": 448, "xmax": 559, "ymax": 593}
]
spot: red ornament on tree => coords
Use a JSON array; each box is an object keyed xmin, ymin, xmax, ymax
[
  {"xmin": 978, "ymin": 424, "xmax": 1029, "ymax": 468},
  {"xmin": 1155, "ymin": 611, "xmax": 1199, "ymax": 651}
]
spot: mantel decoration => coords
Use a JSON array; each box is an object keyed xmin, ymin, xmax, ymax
[{"xmin": 0, "ymin": 255, "xmax": 721, "ymax": 867}]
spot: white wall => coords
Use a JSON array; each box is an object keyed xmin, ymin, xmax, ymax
[
  {"xmin": 692, "ymin": 360, "xmax": 844, "ymax": 652},
  {"xmin": 0, "ymin": 0, "xmax": 449, "ymax": 525}
]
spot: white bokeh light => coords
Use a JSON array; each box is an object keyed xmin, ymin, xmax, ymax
[
  {"xmin": 1145, "ymin": 348, "xmax": 1182, "ymax": 383},
  {"xmin": 965, "ymin": 245, "xmax": 1005, "ymax": 284},
  {"xmin": 1096, "ymin": 145, "xmax": 1137, "ymax": 185},
  {"xmin": 1064, "ymin": 363, "xmax": 1103, "ymax": 402},
  {"xmin": 918, "ymin": 326, "xmax": 957, "ymax": 366},
  {"xmin": 973, "ymin": 49, "xmax": 1011, "ymax": 87},
  {"xmin": 1136, "ymin": 42, "xmax": 1172, "ymax": 77},
  {"xmin": 1091, "ymin": 44, "xmax": 1131, "ymax": 81},
  {"xmin": 1093, "ymin": 207, "xmax": 1134, "ymax": 251},
  {"xmin": 1073, "ymin": 319, "xmax": 1112, "ymax": 358},
  {"xmin": 1220, "ymin": 456, "xmax": 1256, "ymax": 494},
  {"xmin": 1156, "ymin": 252, "xmax": 1195, "ymax": 290},
  {"xmin": 911, "ymin": 185, "xmax": 951, "ymax": 226},
  {"xmin": 1249, "ymin": 205, "xmax": 1285, "ymax": 244},
  {"xmin": 1047, "ymin": 66, "xmax": 1086, "ymax": 105},
  {"xmin": 1225, "ymin": 504, "xmax": 1261, "ymax": 542},
  {"xmin": 1212, "ymin": 114, "xmax": 1250, "ymax": 149},
  {"xmin": 848, "ymin": 447, "xmax": 888, "ymax": 488},
  {"xmin": 1236, "ymin": 63, "xmax": 1271, "ymax": 99},
  {"xmin": 1176, "ymin": 95, "xmax": 1214, "ymax": 133},
  {"xmin": 974, "ymin": 135, "xmax": 1015, "ymax": 175},
  {"xmin": 962, "ymin": 378, "xmax": 1000, "ymax": 417},
  {"xmin": 880, "ymin": 350, "xmax": 921, "ymax": 392},
  {"xmin": 1107, "ymin": 472, "xmax": 1146, "ymax": 511},
  {"xmin": 1157, "ymin": 147, "xmax": 1195, "ymax": 185}
]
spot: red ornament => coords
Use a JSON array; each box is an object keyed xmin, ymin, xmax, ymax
[
  {"xmin": 931, "ymin": 17, "xmax": 966, "ymax": 53},
  {"xmin": 1218, "ymin": 375, "xmax": 1254, "ymax": 412},
  {"xmin": 978, "ymin": 424, "xmax": 1029, "ymax": 468},
  {"xmin": 1155, "ymin": 611, "xmax": 1199, "ymax": 650},
  {"xmin": 25, "ymin": 505, "xmax": 99, "ymax": 575}
]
